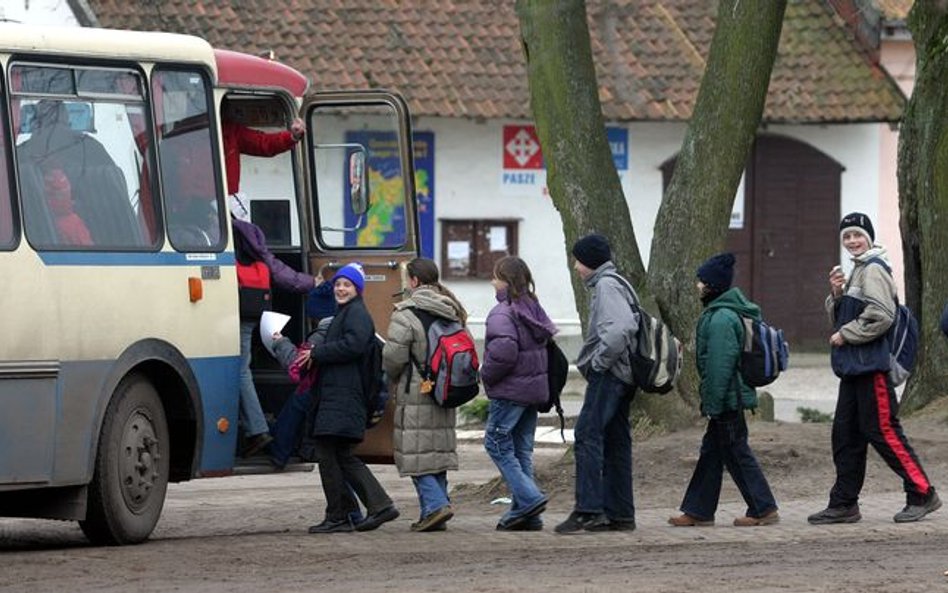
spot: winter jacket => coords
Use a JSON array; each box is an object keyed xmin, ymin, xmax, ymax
[
  {"xmin": 697, "ymin": 287, "xmax": 759, "ymax": 416},
  {"xmin": 825, "ymin": 247, "xmax": 897, "ymax": 378},
  {"xmin": 382, "ymin": 287, "xmax": 460, "ymax": 477},
  {"xmin": 223, "ymin": 120, "xmax": 297, "ymax": 194},
  {"xmin": 481, "ymin": 290, "xmax": 557, "ymax": 405},
  {"xmin": 232, "ymin": 218, "xmax": 314, "ymax": 319},
  {"xmin": 574, "ymin": 262, "xmax": 639, "ymax": 385},
  {"xmin": 309, "ymin": 296, "xmax": 375, "ymax": 442}
]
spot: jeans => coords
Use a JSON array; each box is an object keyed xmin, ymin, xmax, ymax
[
  {"xmin": 412, "ymin": 473, "xmax": 450, "ymax": 519},
  {"xmin": 573, "ymin": 371, "xmax": 634, "ymax": 520},
  {"xmin": 239, "ymin": 320, "xmax": 269, "ymax": 436},
  {"xmin": 270, "ymin": 388, "xmax": 313, "ymax": 465},
  {"xmin": 680, "ymin": 411, "xmax": 777, "ymax": 521},
  {"xmin": 484, "ymin": 399, "xmax": 546, "ymax": 522},
  {"xmin": 312, "ymin": 437, "xmax": 393, "ymax": 521}
]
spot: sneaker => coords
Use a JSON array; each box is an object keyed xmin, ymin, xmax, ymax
[
  {"xmin": 497, "ymin": 515, "xmax": 544, "ymax": 531},
  {"xmin": 608, "ymin": 518, "xmax": 637, "ymax": 532},
  {"xmin": 807, "ymin": 504, "xmax": 861, "ymax": 525},
  {"xmin": 894, "ymin": 491, "xmax": 942, "ymax": 523},
  {"xmin": 668, "ymin": 513, "xmax": 714, "ymax": 527},
  {"xmin": 355, "ymin": 505, "xmax": 400, "ymax": 532},
  {"xmin": 553, "ymin": 511, "xmax": 611, "ymax": 534},
  {"xmin": 495, "ymin": 497, "xmax": 548, "ymax": 531},
  {"xmin": 308, "ymin": 518, "xmax": 353, "ymax": 534},
  {"xmin": 734, "ymin": 510, "xmax": 780, "ymax": 527},
  {"xmin": 242, "ymin": 433, "xmax": 273, "ymax": 458},
  {"xmin": 410, "ymin": 505, "xmax": 454, "ymax": 532}
]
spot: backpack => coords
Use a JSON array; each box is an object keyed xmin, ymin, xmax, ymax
[
  {"xmin": 738, "ymin": 316, "xmax": 789, "ymax": 387},
  {"xmin": 233, "ymin": 225, "xmax": 272, "ymax": 318},
  {"xmin": 409, "ymin": 308, "xmax": 480, "ymax": 408},
  {"xmin": 539, "ymin": 339, "xmax": 568, "ymax": 441},
  {"xmin": 361, "ymin": 334, "xmax": 390, "ymax": 428},
  {"xmin": 606, "ymin": 273, "xmax": 683, "ymax": 394},
  {"xmin": 866, "ymin": 258, "xmax": 918, "ymax": 386}
]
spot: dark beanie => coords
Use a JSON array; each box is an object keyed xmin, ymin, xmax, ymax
[
  {"xmin": 572, "ymin": 233, "xmax": 612, "ymax": 270},
  {"xmin": 839, "ymin": 212, "xmax": 875, "ymax": 243},
  {"xmin": 696, "ymin": 252, "xmax": 736, "ymax": 292}
]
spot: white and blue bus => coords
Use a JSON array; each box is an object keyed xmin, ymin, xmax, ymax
[{"xmin": 0, "ymin": 24, "xmax": 420, "ymax": 544}]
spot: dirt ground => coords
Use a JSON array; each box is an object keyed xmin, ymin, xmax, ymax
[{"xmin": 3, "ymin": 400, "xmax": 948, "ymax": 593}]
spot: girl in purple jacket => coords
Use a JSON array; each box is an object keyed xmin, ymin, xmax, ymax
[{"xmin": 482, "ymin": 256, "xmax": 557, "ymax": 530}]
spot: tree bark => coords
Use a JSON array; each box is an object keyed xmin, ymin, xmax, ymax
[
  {"xmin": 647, "ymin": 0, "xmax": 786, "ymax": 407},
  {"xmin": 898, "ymin": 1, "xmax": 948, "ymax": 411}
]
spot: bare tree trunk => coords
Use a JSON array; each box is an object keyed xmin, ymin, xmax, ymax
[
  {"xmin": 516, "ymin": 0, "xmax": 695, "ymax": 428},
  {"xmin": 648, "ymin": 0, "xmax": 786, "ymax": 406},
  {"xmin": 898, "ymin": 1, "xmax": 948, "ymax": 412}
]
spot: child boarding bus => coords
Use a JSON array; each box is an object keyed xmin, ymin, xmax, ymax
[{"xmin": 0, "ymin": 24, "xmax": 419, "ymax": 545}]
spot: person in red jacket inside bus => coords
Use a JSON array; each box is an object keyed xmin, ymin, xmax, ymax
[{"xmin": 43, "ymin": 168, "xmax": 93, "ymax": 246}]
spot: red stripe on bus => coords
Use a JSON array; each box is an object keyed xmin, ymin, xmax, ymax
[{"xmin": 873, "ymin": 372, "xmax": 930, "ymax": 494}]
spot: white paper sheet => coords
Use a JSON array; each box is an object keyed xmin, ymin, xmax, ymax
[
  {"xmin": 489, "ymin": 226, "xmax": 507, "ymax": 251},
  {"xmin": 260, "ymin": 311, "xmax": 291, "ymax": 356}
]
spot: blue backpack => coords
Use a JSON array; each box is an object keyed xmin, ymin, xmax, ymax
[
  {"xmin": 738, "ymin": 316, "xmax": 789, "ymax": 387},
  {"xmin": 868, "ymin": 259, "xmax": 919, "ymax": 387}
]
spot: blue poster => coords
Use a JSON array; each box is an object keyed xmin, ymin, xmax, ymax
[{"xmin": 343, "ymin": 130, "xmax": 435, "ymax": 258}]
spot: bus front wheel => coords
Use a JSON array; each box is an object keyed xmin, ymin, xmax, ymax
[{"xmin": 79, "ymin": 374, "xmax": 170, "ymax": 545}]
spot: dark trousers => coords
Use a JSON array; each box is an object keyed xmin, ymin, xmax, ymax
[
  {"xmin": 829, "ymin": 372, "xmax": 932, "ymax": 507},
  {"xmin": 573, "ymin": 371, "xmax": 635, "ymax": 520},
  {"xmin": 680, "ymin": 411, "xmax": 777, "ymax": 521},
  {"xmin": 312, "ymin": 437, "xmax": 392, "ymax": 521}
]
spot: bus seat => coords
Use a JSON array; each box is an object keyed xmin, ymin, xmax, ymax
[{"xmin": 71, "ymin": 164, "xmax": 142, "ymax": 247}]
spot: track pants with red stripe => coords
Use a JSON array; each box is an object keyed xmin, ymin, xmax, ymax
[{"xmin": 829, "ymin": 372, "xmax": 933, "ymax": 508}]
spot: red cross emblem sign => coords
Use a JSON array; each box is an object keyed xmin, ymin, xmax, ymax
[{"xmin": 503, "ymin": 125, "xmax": 544, "ymax": 169}]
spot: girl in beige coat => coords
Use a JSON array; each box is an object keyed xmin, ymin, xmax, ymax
[{"xmin": 383, "ymin": 258, "xmax": 467, "ymax": 532}]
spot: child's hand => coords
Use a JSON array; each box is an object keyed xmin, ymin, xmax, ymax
[
  {"xmin": 272, "ymin": 332, "xmax": 283, "ymax": 341},
  {"xmin": 293, "ymin": 348, "xmax": 313, "ymax": 370}
]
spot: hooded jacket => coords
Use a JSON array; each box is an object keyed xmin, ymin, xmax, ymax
[
  {"xmin": 574, "ymin": 261, "xmax": 638, "ymax": 385},
  {"xmin": 482, "ymin": 290, "xmax": 558, "ymax": 405},
  {"xmin": 826, "ymin": 246, "xmax": 897, "ymax": 377},
  {"xmin": 697, "ymin": 287, "xmax": 759, "ymax": 416},
  {"xmin": 383, "ymin": 287, "xmax": 461, "ymax": 477}
]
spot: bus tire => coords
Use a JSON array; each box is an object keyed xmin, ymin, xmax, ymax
[{"xmin": 79, "ymin": 373, "xmax": 170, "ymax": 545}]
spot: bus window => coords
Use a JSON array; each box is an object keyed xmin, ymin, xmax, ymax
[
  {"xmin": 0, "ymin": 79, "xmax": 14, "ymax": 249},
  {"xmin": 152, "ymin": 69, "xmax": 224, "ymax": 252},
  {"xmin": 308, "ymin": 102, "xmax": 410, "ymax": 251},
  {"xmin": 12, "ymin": 64, "xmax": 159, "ymax": 250}
]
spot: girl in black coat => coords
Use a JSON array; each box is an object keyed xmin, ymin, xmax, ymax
[{"xmin": 301, "ymin": 263, "xmax": 399, "ymax": 534}]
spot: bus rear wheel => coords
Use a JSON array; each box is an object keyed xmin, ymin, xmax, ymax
[{"xmin": 79, "ymin": 374, "xmax": 170, "ymax": 545}]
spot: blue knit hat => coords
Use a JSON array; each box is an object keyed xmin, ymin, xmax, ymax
[
  {"xmin": 696, "ymin": 252, "xmax": 736, "ymax": 292},
  {"xmin": 306, "ymin": 281, "xmax": 337, "ymax": 320},
  {"xmin": 331, "ymin": 262, "xmax": 366, "ymax": 294}
]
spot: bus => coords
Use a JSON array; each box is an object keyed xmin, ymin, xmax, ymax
[{"xmin": 0, "ymin": 24, "xmax": 420, "ymax": 545}]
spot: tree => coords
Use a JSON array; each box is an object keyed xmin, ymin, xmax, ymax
[
  {"xmin": 898, "ymin": 1, "xmax": 948, "ymax": 412},
  {"xmin": 516, "ymin": 0, "xmax": 785, "ymax": 425}
]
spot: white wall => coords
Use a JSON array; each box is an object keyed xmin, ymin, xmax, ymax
[
  {"xmin": 419, "ymin": 116, "xmax": 888, "ymax": 337},
  {"xmin": 0, "ymin": 0, "xmax": 78, "ymax": 26}
]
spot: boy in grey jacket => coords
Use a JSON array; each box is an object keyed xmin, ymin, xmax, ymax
[{"xmin": 555, "ymin": 234, "xmax": 640, "ymax": 534}]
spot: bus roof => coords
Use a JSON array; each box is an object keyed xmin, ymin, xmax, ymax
[
  {"xmin": 214, "ymin": 49, "xmax": 309, "ymax": 97},
  {"xmin": 0, "ymin": 24, "xmax": 217, "ymax": 77}
]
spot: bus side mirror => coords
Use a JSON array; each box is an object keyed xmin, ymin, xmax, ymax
[{"xmin": 349, "ymin": 150, "xmax": 368, "ymax": 216}]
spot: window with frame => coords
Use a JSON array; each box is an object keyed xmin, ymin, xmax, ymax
[
  {"xmin": 0, "ymin": 78, "xmax": 14, "ymax": 249},
  {"xmin": 441, "ymin": 219, "xmax": 518, "ymax": 280},
  {"xmin": 152, "ymin": 69, "xmax": 224, "ymax": 252}
]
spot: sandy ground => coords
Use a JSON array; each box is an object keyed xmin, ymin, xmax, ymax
[{"xmin": 3, "ymin": 396, "xmax": 948, "ymax": 593}]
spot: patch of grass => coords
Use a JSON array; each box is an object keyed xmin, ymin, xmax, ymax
[
  {"xmin": 797, "ymin": 406, "xmax": 833, "ymax": 423},
  {"xmin": 459, "ymin": 397, "xmax": 490, "ymax": 424}
]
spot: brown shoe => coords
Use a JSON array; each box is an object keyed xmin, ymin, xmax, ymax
[
  {"xmin": 734, "ymin": 510, "xmax": 780, "ymax": 527},
  {"xmin": 668, "ymin": 513, "xmax": 714, "ymax": 527}
]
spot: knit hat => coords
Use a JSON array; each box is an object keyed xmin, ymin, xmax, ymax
[
  {"xmin": 839, "ymin": 212, "xmax": 875, "ymax": 243},
  {"xmin": 571, "ymin": 233, "xmax": 612, "ymax": 270},
  {"xmin": 331, "ymin": 262, "xmax": 366, "ymax": 294},
  {"xmin": 696, "ymin": 252, "xmax": 736, "ymax": 292},
  {"xmin": 305, "ymin": 281, "xmax": 337, "ymax": 320}
]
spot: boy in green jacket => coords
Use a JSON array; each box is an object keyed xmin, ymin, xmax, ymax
[{"xmin": 668, "ymin": 253, "xmax": 779, "ymax": 527}]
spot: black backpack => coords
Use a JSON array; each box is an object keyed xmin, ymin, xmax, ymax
[
  {"xmin": 361, "ymin": 334, "xmax": 390, "ymax": 429},
  {"xmin": 539, "ymin": 339, "xmax": 568, "ymax": 442}
]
